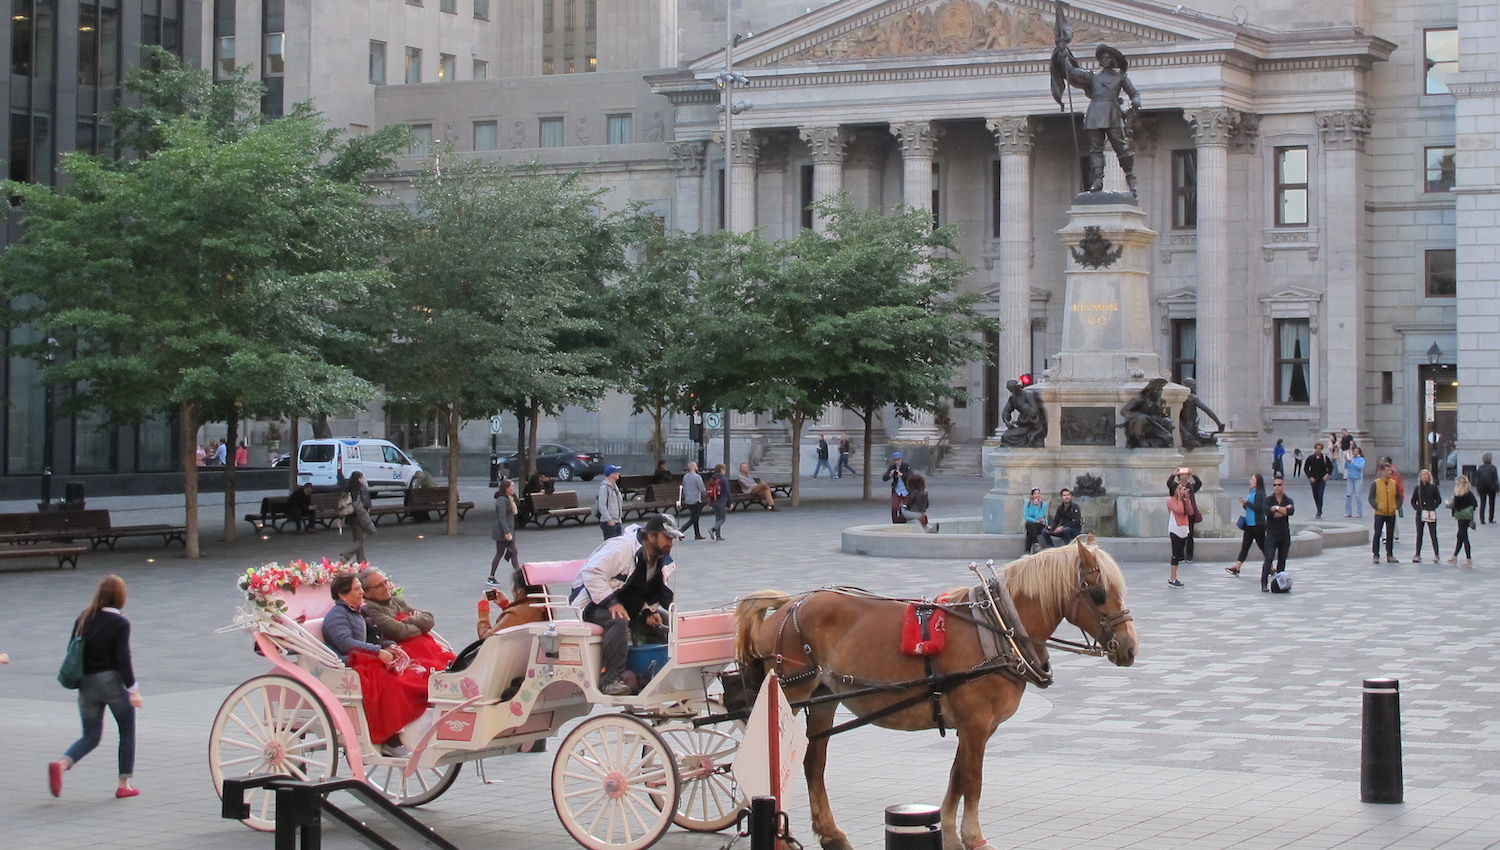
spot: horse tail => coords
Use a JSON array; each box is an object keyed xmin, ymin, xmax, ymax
[{"xmin": 734, "ymin": 590, "xmax": 791, "ymax": 665}]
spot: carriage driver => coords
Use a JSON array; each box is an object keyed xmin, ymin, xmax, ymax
[{"xmin": 570, "ymin": 513, "xmax": 684, "ymax": 696}]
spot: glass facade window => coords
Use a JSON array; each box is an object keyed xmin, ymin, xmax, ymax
[
  {"xmin": 1171, "ymin": 150, "xmax": 1197, "ymax": 229},
  {"xmin": 438, "ymin": 53, "xmax": 455, "ymax": 82},
  {"xmin": 263, "ymin": 32, "xmax": 285, "ymax": 76},
  {"xmin": 9, "ymin": 110, "xmax": 53, "ymax": 183},
  {"xmin": 1425, "ymin": 248, "xmax": 1456, "ymax": 297},
  {"xmin": 539, "ymin": 117, "xmax": 564, "ymax": 148},
  {"xmin": 473, "ymin": 120, "xmax": 497, "ymax": 151},
  {"xmin": 369, "ymin": 40, "xmax": 386, "ymax": 85},
  {"xmin": 474, "ymin": 0, "xmax": 489, "ymax": 19},
  {"xmin": 1274, "ymin": 146, "xmax": 1309, "ymax": 227},
  {"xmin": 73, "ymin": 407, "xmax": 118, "ymax": 473},
  {"xmin": 215, "ymin": 35, "xmax": 235, "ymax": 80},
  {"xmin": 405, "ymin": 46, "xmax": 421, "ymax": 84},
  {"xmin": 1424, "ymin": 28, "xmax": 1458, "ymax": 95},
  {"xmin": 409, "ymin": 123, "xmax": 433, "ymax": 156},
  {"xmin": 78, "ymin": 2, "xmax": 98, "ymax": 85},
  {"xmin": 1274, "ymin": 319, "xmax": 1311, "ymax": 405},
  {"xmin": 136, "ymin": 411, "xmax": 176, "ymax": 472},
  {"xmin": 472, "ymin": 58, "xmax": 488, "ymax": 79},
  {"xmin": 1425, "ymin": 146, "xmax": 1456, "ymax": 193},
  {"xmin": 1170, "ymin": 319, "xmax": 1196, "ymax": 383},
  {"xmin": 605, "ymin": 114, "xmax": 631, "ymax": 145},
  {"xmin": 4, "ymin": 325, "xmax": 47, "ymax": 474},
  {"xmin": 441, "ymin": 0, "xmax": 455, "ymax": 11},
  {"xmin": 564, "ymin": 0, "xmax": 575, "ymax": 31}
]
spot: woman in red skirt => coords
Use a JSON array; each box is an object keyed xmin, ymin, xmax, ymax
[{"xmin": 322, "ymin": 574, "xmax": 429, "ymax": 756}]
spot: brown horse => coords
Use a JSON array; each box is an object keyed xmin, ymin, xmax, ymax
[{"xmin": 733, "ymin": 536, "xmax": 1137, "ymax": 850}]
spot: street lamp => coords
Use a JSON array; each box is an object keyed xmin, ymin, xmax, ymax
[
  {"xmin": 1427, "ymin": 342, "xmax": 1442, "ymax": 365},
  {"xmin": 717, "ymin": 5, "xmax": 752, "ymax": 468},
  {"xmin": 39, "ymin": 335, "xmax": 58, "ymax": 512}
]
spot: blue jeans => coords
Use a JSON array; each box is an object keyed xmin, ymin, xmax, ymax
[
  {"xmin": 1345, "ymin": 477, "xmax": 1363, "ymax": 517},
  {"xmin": 812, "ymin": 457, "xmax": 833, "ymax": 477},
  {"xmin": 836, "ymin": 454, "xmax": 856, "ymax": 477},
  {"xmin": 65, "ymin": 670, "xmax": 135, "ymax": 778}
]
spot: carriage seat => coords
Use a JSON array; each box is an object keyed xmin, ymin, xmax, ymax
[
  {"xmin": 430, "ymin": 623, "xmax": 541, "ymax": 704},
  {"xmin": 520, "ymin": 559, "xmax": 602, "ymax": 635}
]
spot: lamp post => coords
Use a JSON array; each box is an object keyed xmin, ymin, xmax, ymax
[
  {"xmin": 1427, "ymin": 342, "xmax": 1442, "ymax": 366},
  {"xmin": 716, "ymin": 4, "xmax": 751, "ymax": 468},
  {"xmin": 39, "ymin": 336, "xmax": 58, "ymax": 512},
  {"xmin": 1425, "ymin": 342, "xmax": 1443, "ymax": 476}
]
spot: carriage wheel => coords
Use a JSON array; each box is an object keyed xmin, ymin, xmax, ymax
[
  {"xmin": 552, "ymin": 714, "xmax": 680, "ymax": 850},
  {"xmin": 363, "ymin": 760, "xmax": 461, "ymax": 807},
  {"xmin": 657, "ymin": 703, "xmax": 747, "ymax": 832},
  {"xmin": 209, "ymin": 676, "xmax": 338, "ymax": 832}
]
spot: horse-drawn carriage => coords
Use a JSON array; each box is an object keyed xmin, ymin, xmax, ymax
[{"xmin": 210, "ymin": 557, "xmax": 748, "ymax": 850}]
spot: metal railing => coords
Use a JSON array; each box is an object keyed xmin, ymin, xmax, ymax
[{"xmin": 221, "ymin": 775, "xmax": 461, "ymax": 850}]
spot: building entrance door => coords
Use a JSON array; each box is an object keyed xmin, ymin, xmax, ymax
[{"xmin": 1418, "ymin": 363, "xmax": 1458, "ymax": 478}]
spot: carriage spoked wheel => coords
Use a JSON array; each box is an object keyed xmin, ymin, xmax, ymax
[
  {"xmin": 552, "ymin": 714, "xmax": 680, "ymax": 850},
  {"xmin": 362, "ymin": 758, "xmax": 461, "ymax": 807},
  {"xmin": 208, "ymin": 675, "xmax": 338, "ymax": 832},
  {"xmin": 656, "ymin": 700, "xmax": 747, "ymax": 832}
]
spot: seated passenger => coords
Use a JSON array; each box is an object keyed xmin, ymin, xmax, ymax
[
  {"xmin": 477, "ymin": 570, "xmax": 549, "ymax": 639},
  {"xmin": 570, "ymin": 514, "xmax": 683, "ymax": 696},
  {"xmin": 360, "ymin": 570, "xmax": 455, "ymax": 672},
  {"xmin": 322, "ymin": 573, "xmax": 428, "ymax": 757}
]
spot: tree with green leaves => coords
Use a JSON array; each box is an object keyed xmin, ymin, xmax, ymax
[
  {"xmin": 808, "ymin": 197, "xmax": 991, "ymax": 500},
  {"xmin": 373, "ymin": 156, "xmax": 640, "ymax": 533},
  {"xmin": 0, "ymin": 64, "xmax": 402, "ymax": 556}
]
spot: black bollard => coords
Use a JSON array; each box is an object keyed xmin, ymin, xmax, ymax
[
  {"xmin": 749, "ymin": 796, "xmax": 779, "ymax": 850},
  {"xmin": 885, "ymin": 803, "xmax": 942, "ymax": 850},
  {"xmin": 1360, "ymin": 677, "xmax": 1403, "ymax": 803}
]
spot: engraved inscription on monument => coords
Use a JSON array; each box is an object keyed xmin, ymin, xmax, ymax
[{"xmin": 1060, "ymin": 407, "xmax": 1117, "ymax": 446}]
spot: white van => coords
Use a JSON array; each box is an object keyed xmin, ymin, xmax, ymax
[{"xmin": 296, "ymin": 438, "xmax": 424, "ymax": 493}]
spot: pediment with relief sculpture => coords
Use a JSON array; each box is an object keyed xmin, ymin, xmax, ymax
[{"xmin": 763, "ymin": 0, "xmax": 1181, "ymax": 66}]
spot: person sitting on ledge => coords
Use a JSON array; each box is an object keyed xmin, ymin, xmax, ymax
[{"xmin": 1040, "ymin": 488, "xmax": 1083, "ymax": 549}]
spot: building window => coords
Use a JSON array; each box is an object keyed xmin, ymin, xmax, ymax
[
  {"xmin": 564, "ymin": 0, "xmax": 575, "ymax": 31},
  {"xmin": 405, "ymin": 47, "xmax": 421, "ymax": 84},
  {"xmin": 931, "ymin": 162, "xmax": 941, "ymax": 228},
  {"xmin": 991, "ymin": 161, "xmax": 1003, "ymax": 239},
  {"xmin": 438, "ymin": 53, "xmax": 455, "ymax": 82},
  {"xmin": 215, "ymin": 35, "xmax": 235, "ymax": 81},
  {"xmin": 473, "ymin": 120, "xmax": 497, "ymax": 151},
  {"xmin": 542, "ymin": 59, "xmax": 555, "ymax": 75},
  {"xmin": 408, "ymin": 124, "xmax": 433, "ymax": 157},
  {"xmin": 1424, "ymin": 28, "xmax": 1458, "ymax": 95},
  {"xmin": 474, "ymin": 0, "xmax": 489, "ymax": 20},
  {"xmin": 800, "ymin": 164, "xmax": 815, "ymax": 230},
  {"xmin": 369, "ymin": 40, "xmax": 386, "ymax": 85},
  {"xmin": 1274, "ymin": 318, "xmax": 1311, "ymax": 405},
  {"xmin": 1381, "ymin": 371, "xmax": 1394, "ymax": 405},
  {"xmin": 586, "ymin": 0, "xmax": 596, "ymax": 29},
  {"xmin": 472, "ymin": 58, "xmax": 488, "ymax": 79},
  {"xmin": 1425, "ymin": 146, "xmax": 1456, "ymax": 193},
  {"xmin": 539, "ymin": 117, "xmax": 564, "ymax": 148},
  {"xmin": 566, "ymin": 58, "xmax": 576, "ymax": 74},
  {"xmin": 440, "ymin": 0, "xmax": 455, "ymax": 12},
  {"xmin": 263, "ymin": 32, "xmax": 285, "ymax": 76},
  {"xmin": 1274, "ymin": 146, "xmax": 1309, "ymax": 227},
  {"xmin": 605, "ymin": 114, "xmax": 631, "ymax": 145},
  {"xmin": 587, "ymin": 56, "xmax": 597, "ymax": 72},
  {"xmin": 1171, "ymin": 149, "xmax": 1197, "ymax": 229},
  {"xmin": 1170, "ymin": 319, "xmax": 1196, "ymax": 384},
  {"xmin": 543, "ymin": 0, "xmax": 553, "ymax": 32},
  {"xmin": 1425, "ymin": 248, "xmax": 1456, "ymax": 297},
  {"xmin": 406, "ymin": 0, "xmax": 421, "ymax": 5}
]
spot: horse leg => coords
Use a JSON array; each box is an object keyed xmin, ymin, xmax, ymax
[
  {"xmin": 941, "ymin": 748, "xmax": 964, "ymax": 850},
  {"xmin": 803, "ymin": 700, "xmax": 852, "ymax": 850},
  {"xmin": 954, "ymin": 730, "xmax": 997, "ymax": 850}
]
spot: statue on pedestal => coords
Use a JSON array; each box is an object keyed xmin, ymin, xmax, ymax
[
  {"xmin": 1118, "ymin": 378, "xmax": 1174, "ymax": 449},
  {"xmin": 999, "ymin": 379, "xmax": 1047, "ymax": 447},
  {"xmin": 1178, "ymin": 378, "xmax": 1225, "ymax": 450},
  {"xmin": 1050, "ymin": 2, "xmax": 1141, "ymax": 196}
]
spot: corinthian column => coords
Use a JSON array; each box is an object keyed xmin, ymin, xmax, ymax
[
  {"xmin": 987, "ymin": 116, "xmax": 1034, "ymax": 416},
  {"xmin": 1183, "ymin": 107, "xmax": 1239, "ymax": 422},
  {"xmin": 799, "ymin": 126, "xmax": 847, "ymax": 232},
  {"xmin": 668, "ymin": 141, "xmax": 707, "ymax": 233},
  {"xmin": 1316, "ymin": 108, "xmax": 1372, "ymax": 432},
  {"xmin": 890, "ymin": 121, "xmax": 938, "ymax": 221},
  {"xmin": 726, "ymin": 129, "xmax": 759, "ymax": 233}
]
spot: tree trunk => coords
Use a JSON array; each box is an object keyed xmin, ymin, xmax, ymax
[
  {"xmin": 446, "ymin": 405, "xmax": 462, "ymax": 536},
  {"xmin": 526, "ymin": 400, "xmax": 541, "ymax": 483},
  {"xmin": 650, "ymin": 405, "xmax": 666, "ymax": 465},
  {"xmin": 180, "ymin": 401, "xmax": 200, "ymax": 558},
  {"xmin": 287, "ymin": 418, "xmax": 299, "ymax": 491},
  {"xmin": 223, "ymin": 406, "xmax": 239, "ymax": 542},
  {"xmin": 312, "ymin": 412, "xmax": 332, "ymax": 439},
  {"xmin": 790, "ymin": 414, "xmax": 805, "ymax": 507},
  {"xmin": 862, "ymin": 411, "xmax": 876, "ymax": 501}
]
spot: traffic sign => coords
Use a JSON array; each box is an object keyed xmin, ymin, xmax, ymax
[
  {"xmin": 704, "ymin": 412, "xmax": 723, "ymax": 430},
  {"xmin": 490, "ymin": 415, "xmax": 503, "ymax": 435}
]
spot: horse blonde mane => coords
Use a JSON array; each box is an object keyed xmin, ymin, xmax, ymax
[
  {"xmin": 734, "ymin": 590, "xmax": 792, "ymax": 664},
  {"xmin": 943, "ymin": 540, "xmax": 1126, "ymax": 611}
]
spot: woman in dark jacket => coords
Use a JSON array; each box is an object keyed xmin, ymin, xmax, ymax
[
  {"xmin": 709, "ymin": 463, "xmax": 731, "ymax": 541},
  {"xmin": 340, "ymin": 470, "xmax": 375, "ymax": 563},
  {"xmin": 51, "ymin": 574, "xmax": 143, "ymax": 799},
  {"xmin": 1447, "ymin": 475, "xmax": 1478, "ymax": 566},
  {"xmin": 489, "ymin": 478, "xmax": 520, "ymax": 586},
  {"xmin": 1410, "ymin": 468, "xmax": 1442, "ymax": 564},
  {"xmin": 1227, "ymin": 474, "xmax": 1267, "ymax": 576}
]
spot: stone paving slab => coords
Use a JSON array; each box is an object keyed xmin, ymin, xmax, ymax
[{"xmin": 2, "ymin": 475, "xmax": 1498, "ymax": 849}]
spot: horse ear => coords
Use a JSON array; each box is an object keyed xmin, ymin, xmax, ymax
[{"xmin": 1084, "ymin": 533, "xmax": 1097, "ymax": 546}]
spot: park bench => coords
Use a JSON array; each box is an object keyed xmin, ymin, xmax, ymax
[
  {"xmin": 728, "ymin": 478, "xmax": 775, "ymax": 511},
  {"xmin": 0, "ymin": 509, "xmax": 186, "ymax": 550},
  {"xmin": 523, "ymin": 491, "xmax": 594, "ymax": 528},
  {"xmin": 368, "ymin": 488, "xmax": 475, "ymax": 525},
  {"xmin": 0, "ymin": 544, "xmax": 86, "ymax": 569},
  {"xmin": 242, "ymin": 491, "xmax": 347, "ymax": 533},
  {"xmin": 621, "ymin": 482, "xmax": 682, "ymax": 521},
  {"xmin": 614, "ymin": 475, "xmax": 655, "ymax": 500}
]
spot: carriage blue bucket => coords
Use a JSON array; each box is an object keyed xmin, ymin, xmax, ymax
[{"xmin": 627, "ymin": 644, "xmax": 669, "ymax": 679}]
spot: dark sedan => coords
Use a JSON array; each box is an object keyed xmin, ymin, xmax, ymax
[{"xmin": 501, "ymin": 444, "xmax": 605, "ymax": 482}]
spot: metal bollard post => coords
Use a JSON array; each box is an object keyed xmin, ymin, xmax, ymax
[
  {"xmin": 1361, "ymin": 677, "xmax": 1403, "ymax": 804},
  {"xmin": 885, "ymin": 803, "xmax": 942, "ymax": 850},
  {"xmin": 749, "ymin": 796, "xmax": 779, "ymax": 850}
]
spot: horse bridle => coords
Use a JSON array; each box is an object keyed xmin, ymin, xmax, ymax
[{"xmin": 1046, "ymin": 557, "xmax": 1133, "ymax": 661}]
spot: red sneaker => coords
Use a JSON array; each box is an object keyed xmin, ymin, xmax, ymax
[
  {"xmin": 115, "ymin": 786, "xmax": 140, "ymax": 799},
  {"xmin": 48, "ymin": 761, "xmax": 64, "ymax": 797}
]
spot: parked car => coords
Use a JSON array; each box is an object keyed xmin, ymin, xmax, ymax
[
  {"xmin": 270, "ymin": 453, "xmax": 292, "ymax": 468},
  {"xmin": 500, "ymin": 444, "xmax": 605, "ymax": 482},
  {"xmin": 296, "ymin": 438, "xmax": 424, "ymax": 493}
]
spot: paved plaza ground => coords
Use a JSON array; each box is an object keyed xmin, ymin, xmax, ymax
[{"xmin": 2, "ymin": 474, "xmax": 1499, "ymax": 849}]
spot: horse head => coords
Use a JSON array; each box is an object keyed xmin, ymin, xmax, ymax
[
  {"xmin": 1064, "ymin": 535, "xmax": 1137, "ymax": 667},
  {"xmin": 730, "ymin": 590, "xmax": 792, "ymax": 703}
]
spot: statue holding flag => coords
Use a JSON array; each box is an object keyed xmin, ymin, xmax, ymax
[{"xmin": 1050, "ymin": 1, "xmax": 1142, "ymax": 197}]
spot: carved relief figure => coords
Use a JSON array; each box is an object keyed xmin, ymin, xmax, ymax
[{"xmin": 1000, "ymin": 379, "xmax": 1047, "ymax": 448}]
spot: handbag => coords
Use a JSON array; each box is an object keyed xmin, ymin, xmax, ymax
[
  {"xmin": 57, "ymin": 624, "xmax": 85, "ymax": 689},
  {"xmin": 1456, "ymin": 504, "xmax": 1476, "ymax": 522},
  {"xmin": 336, "ymin": 493, "xmax": 355, "ymax": 517},
  {"xmin": 1235, "ymin": 516, "xmax": 1246, "ymax": 531}
]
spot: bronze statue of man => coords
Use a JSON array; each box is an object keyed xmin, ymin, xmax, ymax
[
  {"xmin": 1000, "ymin": 379, "xmax": 1047, "ymax": 448},
  {"xmin": 1118, "ymin": 378, "xmax": 1174, "ymax": 449},
  {"xmin": 1179, "ymin": 378, "xmax": 1226, "ymax": 450},
  {"xmin": 1055, "ymin": 28, "xmax": 1142, "ymax": 197}
]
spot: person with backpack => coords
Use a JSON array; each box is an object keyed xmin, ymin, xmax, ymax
[
  {"xmin": 50, "ymin": 574, "xmax": 143, "ymax": 799},
  {"xmin": 1474, "ymin": 453, "xmax": 1499, "ymax": 524},
  {"xmin": 707, "ymin": 464, "xmax": 730, "ymax": 541},
  {"xmin": 1448, "ymin": 475, "xmax": 1478, "ymax": 566}
]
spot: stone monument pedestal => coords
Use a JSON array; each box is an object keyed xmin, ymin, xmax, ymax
[{"xmin": 984, "ymin": 197, "xmax": 1231, "ymax": 538}]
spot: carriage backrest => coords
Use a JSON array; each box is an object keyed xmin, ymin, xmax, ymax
[
  {"xmin": 521, "ymin": 559, "xmax": 588, "ymax": 621},
  {"xmin": 269, "ymin": 586, "xmax": 337, "ymax": 623}
]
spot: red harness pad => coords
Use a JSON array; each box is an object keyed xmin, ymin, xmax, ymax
[{"xmin": 900, "ymin": 601, "xmax": 948, "ymax": 656}]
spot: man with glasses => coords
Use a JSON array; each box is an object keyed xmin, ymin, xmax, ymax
[
  {"xmin": 360, "ymin": 569, "xmax": 454, "ymax": 670},
  {"xmin": 1260, "ymin": 477, "xmax": 1296, "ymax": 592},
  {"xmin": 571, "ymin": 513, "xmax": 684, "ymax": 696}
]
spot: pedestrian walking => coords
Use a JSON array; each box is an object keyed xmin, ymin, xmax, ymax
[
  {"xmin": 836, "ymin": 434, "xmax": 857, "ymax": 478},
  {"xmin": 1410, "ymin": 468, "xmax": 1441, "ymax": 563},
  {"xmin": 1368, "ymin": 465, "xmax": 1400, "ymax": 563},
  {"xmin": 339, "ymin": 470, "xmax": 374, "ymax": 564},
  {"xmin": 1344, "ymin": 446, "xmax": 1366, "ymax": 518},
  {"xmin": 1166, "ymin": 481, "xmax": 1190, "ymax": 588},
  {"xmin": 1226, "ymin": 474, "xmax": 1267, "ymax": 576},
  {"xmin": 1272, "ymin": 439, "xmax": 1286, "ymax": 478},
  {"xmin": 50, "ymin": 574, "xmax": 143, "ymax": 799},
  {"xmin": 708, "ymin": 463, "xmax": 730, "ymax": 541},
  {"xmin": 1303, "ymin": 442, "xmax": 1333, "ymax": 518},
  {"xmin": 812, "ymin": 436, "xmax": 833, "ymax": 478},
  {"xmin": 1292, "ymin": 447, "xmax": 1303, "ymax": 478},
  {"xmin": 882, "ymin": 451, "xmax": 913, "ymax": 524},
  {"xmin": 680, "ymin": 462, "xmax": 707, "ymax": 540},
  {"xmin": 1260, "ymin": 476, "xmax": 1295, "ymax": 591},
  {"xmin": 1448, "ymin": 474, "xmax": 1477, "ymax": 566},
  {"xmin": 1474, "ymin": 453, "xmax": 1499, "ymax": 524},
  {"xmin": 488, "ymin": 478, "xmax": 520, "ymax": 586}
]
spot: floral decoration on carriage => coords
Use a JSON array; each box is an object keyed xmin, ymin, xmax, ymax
[{"xmin": 237, "ymin": 557, "xmax": 368, "ymax": 615}]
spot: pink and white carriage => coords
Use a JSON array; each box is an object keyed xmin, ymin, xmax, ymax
[{"xmin": 210, "ymin": 558, "xmax": 747, "ymax": 850}]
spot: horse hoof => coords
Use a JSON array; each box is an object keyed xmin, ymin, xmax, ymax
[{"xmin": 820, "ymin": 837, "xmax": 854, "ymax": 850}]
